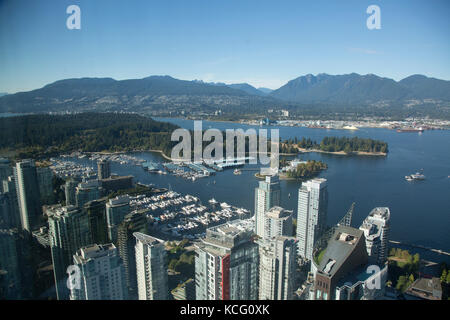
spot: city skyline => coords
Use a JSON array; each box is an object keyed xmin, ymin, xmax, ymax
[{"xmin": 0, "ymin": 0, "xmax": 449, "ymax": 305}]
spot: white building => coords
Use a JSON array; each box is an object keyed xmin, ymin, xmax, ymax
[
  {"xmin": 296, "ymin": 178, "xmax": 328, "ymax": 261},
  {"xmin": 264, "ymin": 206, "xmax": 293, "ymax": 240},
  {"xmin": 195, "ymin": 220, "xmax": 259, "ymax": 300},
  {"xmin": 134, "ymin": 232, "xmax": 168, "ymax": 300},
  {"xmin": 254, "ymin": 175, "xmax": 281, "ymax": 239},
  {"xmin": 259, "ymin": 236, "xmax": 297, "ymax": 300},
  {"xmin": 70, "ymin": 243, "xmax": 127, "ymax": 300},
  {"xmin": 359, "ymin": 207, "xmax": 391, "ymax": 265}
]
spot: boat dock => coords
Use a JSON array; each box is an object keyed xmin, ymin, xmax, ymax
[{"xmin": 389, "ymin": 240, "xmax": 450, "ymax": 256}]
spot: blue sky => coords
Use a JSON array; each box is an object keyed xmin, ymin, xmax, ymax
[{"xmin": 0, "ymin": 0, "xmax": 449, "ymax": 93}]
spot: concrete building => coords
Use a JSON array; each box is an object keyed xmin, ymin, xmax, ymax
[
  {"xmin": 259, "ymin": 236, "xmax": 297, "ymax": 300},
  {"xmin": 134, "ymin": 232, "xmax": 168, "ymax": 300},
  {"xmin": 264, "ymin": 206, "xmax": 293, "ymax": 240},
  {"xmin": 14, "ymin": 160, "xmax": 42, "ymax": 232},
  {"xmin": 46, "ymin": 204, "xmax": 92, "ymax": 300},
  {"xmin": 404, "ymin": 277, "xmax": 442, "ymax": 300},
  {"xmin": 254, "ymin": 175, "xmax": 281, "ymax": 239},
  {"xmin": 70, "ymin": 243, "xmax": 127, "ymax": 300},
  {"xmin": 297, "ymin": 178, "xmax": 328, "ymax": 261},
  {"xmin": 359, "ymin": 207, "xmax": 390, "ymax": 265},
  {"xmin": 97, "ymin": 159, "xmax": 111, "ymax": 180},
  {"xmin": 106, "ymin": 195, "xmax": 130, "ymax": 244},
  {"xmin": 75, "ymin": 180, "xmax": 101, "ymax": 209},
  {"xmin": 195, "ymin": 220, "xmax": 259, "ymax": 300},
  {"xmin": 117, "ymin": 212, "xmax": 148, "ymax": 299},
  {"xmin": 311, "ymin": 226, "xmax": 368, "ymax": 300}
]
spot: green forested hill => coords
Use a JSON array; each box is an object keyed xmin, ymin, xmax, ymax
[{"xmin": 0, "ymin": 112, "xmax": 179, "ymax": 159}]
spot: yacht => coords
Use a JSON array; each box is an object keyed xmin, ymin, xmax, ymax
[{"xmin": 405, "ymin": 171, "xmax": 426, "ymax": 181}]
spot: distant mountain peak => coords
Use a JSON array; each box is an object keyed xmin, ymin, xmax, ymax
[{"xmin": 271, "ymin": 73, "xmax": 450, "ymax": 103}]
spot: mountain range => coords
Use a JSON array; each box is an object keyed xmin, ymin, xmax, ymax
[
  {"xmin": 0, "ymin": 73, "xmax": 449, "ymax": 118},
  {"xmin": 271, "ymin": 73, "xmax": 450, "ymax": 103}
]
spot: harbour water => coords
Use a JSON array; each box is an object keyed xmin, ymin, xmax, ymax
[{"xmin": 58, "ymin": 117, "xmax": 450, "ymax": 262}]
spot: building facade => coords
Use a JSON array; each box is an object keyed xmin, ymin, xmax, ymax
[
  {"xmin": 296, "ymin": 178, "xmax": 328, "ymax": 261},
  {"xmin": 359, "ymin": 207, "xmax": 390, "ymax": 265},
  {"xmin": 70, "ymin": 243, "xmax": 127, "ymax": 300},
  {"xmin": 0, "ymin": 158, "xmax": 12, "ymax": 193},
  {"xmin": 14, "ymin": 160, "xmax": 42, "ymax": 232},
  {"xmin": 259, "ymin": 236, "xmax": 297, "ymax": 300},
  {"xmin": 84, "ymin": 199, "xmax": 108, "ymax": 245},
  {"xmin": 195, "ymin": 220, "xmax": 259, "ymax": 300},
  {"xmin": 36, "ymin": 166, "xmax": 54, "ymax": 204},
  {"xmin": 254, "ymin": 175, "xmax": 281, "ymax": 239},
  {"xmin": 264, "ymin": 206, "xmax": 293, "ymax": 240},
  {"xmin": 75, "ymin": 180, "xmax": 101, "ymax": 209},
  {"xmin": 2, "ymin": 176, "xmax": 21, "ymax": 229},
  {"xmin": 97, "ymin": 160, "xmax": 111, "ymax": 180},
  {"xmin": 106, "ymin": 195, "xmax": 130, "ymax": 244},
  {"xmin": 134, "ymin": 232, "xmax": 168, "ymax": 300},
  {"xmin": 47, "ymin": 204, "xmax": 92, "ymax": 300},
  {"xmin": 117, "ymin": 212, "xmax": 148, "ymax": 299},
  {"xmin": 65, "ymin": 179, "xmax": 80, "ymax": 207},
  {"xmin": 0, "ymin": 229, "xmax": 22, "ymax": 299}
]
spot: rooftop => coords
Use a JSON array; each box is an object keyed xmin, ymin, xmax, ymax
[
  {"xmin": 202, "ymin": 219, "xmax": 254, "ymax": 250},
  {"xmin": 317, "ymin": 226, "xmax": 365, "ymax": 277},
  {"xmin": 266, "ymin": 206, "xmax": 292, "ymax": 220},
  {"xmin": 74, "ymin": 243, "xmax": 117, "ymax": 264},
  {"xmin": 45, "ymin": 204, "xmax": 80, "ymax": 218},
  {"xmin": 405, "ymin": 277, "xmax": 442, "ymax": 300},
  {"xmin": 133, "ymin": 232, "xmax": 164, "ymax": 246}
]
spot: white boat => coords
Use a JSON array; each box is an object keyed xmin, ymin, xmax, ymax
[
  {"xmin": 406, "ymin": 171, "xmax": 426, "ymax": 181},
  {"xmin": 233, "ymin": 169, "xmax": 242, "ymax": 175}
]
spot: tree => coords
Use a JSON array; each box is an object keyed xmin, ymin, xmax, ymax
[{"xmin": 441, "ymin": 269, "xmax": 447, "ymax": 283}]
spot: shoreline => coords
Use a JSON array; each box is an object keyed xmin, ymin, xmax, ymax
[
  {"xmin": 296, "ymin": 147, "xmax": 387, "ymax": 157},
  {"xmin": 254, "ymin": 172, "xmax": 324, "ymax": 181}
]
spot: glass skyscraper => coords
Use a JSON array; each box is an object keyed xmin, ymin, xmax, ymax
[
  {"xmin": 14, "ymin": 160, "xmax": 42, "ymax": 233},
  {"xmin": 296, "ymin": 178, "xmax": 328, "ymax": 261},
  {"xmin": 47, "ymin": 204, "xmax": 92, "ymax": 300},
  {"xmin": 254, "ymin": 175, "xmax": 281, "ymax": 239}
]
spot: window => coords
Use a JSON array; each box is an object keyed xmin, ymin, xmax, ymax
[{"xmin": 316, "ymin": 290, "xmax": 321, "ymax": 299}]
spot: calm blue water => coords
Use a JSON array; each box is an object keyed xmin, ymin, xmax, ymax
[
  {"xmin": 154, "ymin": 118, "xmax": 450, "ymax": 257},
  {"xmin": 65, "ymin": 117, "xmax": 450, "ymax": 262}
]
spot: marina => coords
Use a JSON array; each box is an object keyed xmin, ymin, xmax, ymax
[{"xmin": 127, "ymin": 190, "xmax": 251, "ymax": 240}]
